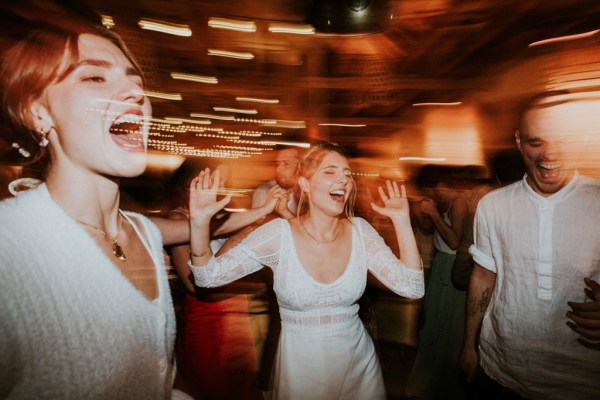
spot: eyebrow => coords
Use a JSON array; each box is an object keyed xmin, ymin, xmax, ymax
[
  {"xmin": 321, "ymin": 164, "xmax": 350, "ymax": 170},
  {"xmin": 77, "ymin": 59, "xmax": 141, "ymax": 77}
]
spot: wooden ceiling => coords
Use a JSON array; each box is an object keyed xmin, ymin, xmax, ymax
[{"xmin": 2, "ymin": 0, "xmax": 600, "ymax": 164}]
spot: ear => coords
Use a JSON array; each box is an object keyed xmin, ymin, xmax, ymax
[
  {"xmin": 298, "ymin": 176, "xmax": 310, "ymax": 194},
  {"xmin": 515, "ymin": 129, "xmax": 522, "ymax": 151},
  {"xmin": 28, "ymin": 100, "xmax": 54, "ymax": 133}
]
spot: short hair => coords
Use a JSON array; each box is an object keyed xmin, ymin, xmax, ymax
[
  {"xmin": 0, "ymin": 21, "xmax": 143, "ymax": 164},
  {"xmin": 517, "ymin": 90, "xmax": 572, "ymax": 134},
  {"xmin": 295, "ymin": 142, "xmax": 356, "ymax": 220}
]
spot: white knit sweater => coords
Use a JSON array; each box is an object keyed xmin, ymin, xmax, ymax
[{"xmin": 0, "ymin": 184, "xmax": 176, "ymax": 399}]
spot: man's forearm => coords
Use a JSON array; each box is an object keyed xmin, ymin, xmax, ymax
[{"xmin": 464, "ymin": 264, "xmax": 496, "ymax": 348}]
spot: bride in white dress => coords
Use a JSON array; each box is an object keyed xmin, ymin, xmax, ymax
[{"xmin": 187, "ymin": 143, "xmax": 425, "ymax": 400}]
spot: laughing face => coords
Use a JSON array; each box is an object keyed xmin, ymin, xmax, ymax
[
  {"xmin": 518, "ymin": 101, "xmax": 583, "ymax": 197},
  {"xmin": 300, "ymin": 150, "xmax": 354, "ymax": 216},
  {"xmin": 31, "ymin": 33, "xmax": 151, "ymax": 178}
]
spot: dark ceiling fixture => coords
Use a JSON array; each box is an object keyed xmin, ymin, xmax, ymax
[{"xmin": 309, "ymin": 0, "xmax": 392, "ymax": 34}]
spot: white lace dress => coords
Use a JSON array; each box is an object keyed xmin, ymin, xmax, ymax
[{"xmin": 191, "ymin": 217, "xmax": 424, "ymax": 400}]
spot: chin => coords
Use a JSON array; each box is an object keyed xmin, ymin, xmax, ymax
[{"xmin": 120, "ymin": 156, "xmax": 147, "ymax": 177}]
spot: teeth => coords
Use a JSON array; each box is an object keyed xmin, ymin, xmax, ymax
[
  {"xmin": 114, "ymin": 114, "xmax": 142, "ymax": 125},
  {"xmin": 539, "ymin": 163, "xmax": 559, "ymax": 170},
  {"xmin": 330, "ymin": 189, "xmax": 345, "ymax": 195}
]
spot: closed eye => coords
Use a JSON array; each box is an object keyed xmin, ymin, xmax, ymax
[{"xmin": 83, "ymin": 75, "xmax": 105, "ymax": 83}]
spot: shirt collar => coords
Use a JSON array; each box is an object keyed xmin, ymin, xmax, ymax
[{"xmin": 522, "ymin": 171, "xmax": 579, "ymax": 204}]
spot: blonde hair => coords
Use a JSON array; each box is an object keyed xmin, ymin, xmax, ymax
[{"xmin": 295, "ymin": 143, "xmax": 356, "ymax": 220}]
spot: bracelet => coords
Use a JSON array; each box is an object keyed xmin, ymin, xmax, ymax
[{"xmin": 189, "ymin": 247, "xmax": 211, "ymax": 258}]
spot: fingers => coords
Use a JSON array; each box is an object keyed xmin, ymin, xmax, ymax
[
  {"xmin": 217, "ymin": 194, "xmax": 232, "ymax": 209},
  {"xmin": 386, "ymin": 180, "xmax": 395, "ymax": 198},
  {"xmin": 566, "ymin": 312, "xmax": 600, "ymax": 337},
  {"xmin": 400, "ymin": 184, "xmax": 407, "ymax": 198},
  {"xmin": 576, "ymin": 338, "xmax": 600, "ymax": 351},
  {"xmin": 568, "ymin": 300, "xmax": 600, "ymax": 313},
  {"xmin": 585, "ymin": 278, "xmax": 600, "ymax": 300},
  {"xmin": 377, "ymin": 186, "xmax": 388, "ymax": 202}
]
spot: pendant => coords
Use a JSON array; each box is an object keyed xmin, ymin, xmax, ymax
[{"xmin": 112, "ymin": 242, "xmax": 127, "ymax": 262}]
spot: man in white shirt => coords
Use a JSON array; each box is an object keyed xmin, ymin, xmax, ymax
[
  {"xmin": 460, "ymin": 91, "xmax": 600, "ymax": 400},
  {"xmin": 252, "ymin": 146, "xmax": 303, "ymax": 218}
]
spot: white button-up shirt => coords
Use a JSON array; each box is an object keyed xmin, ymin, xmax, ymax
[{"xmin": 470, "ymin": 173, "xmax": 600, "ymax": 400}]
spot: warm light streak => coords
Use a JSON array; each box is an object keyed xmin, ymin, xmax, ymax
[
  {"xmin": 101, "ymin": 15, "xmax": 115, "ymax": 29},
  {"xmin": 261, "ymin": 141, "xmax": 311, "ymax": 148},
  {"xmin": 138, "ymin": 18, "xmax": 192, "ymax": 37},
  {"xmin": 399, "ymin": 157, "xmax": 448, "ymax": 162},
  {"xmin": 150, "ymin": 117, "xmax": 182, "ymax": 124},
  {"xmin": 164, "ymin": 117, "xmax": 211, "ymax": 125},
  {"xmin": 190, "ymin": 113, "xmax": 235, "ymax": 121},
  {"xmin": 265, "ymin": 120, "xmax": 306, "ymax": 128},
  {"xmin": 170, "ymin": 73, "xmax": 218, "ymax": 84},
  {"xmin": 412, "ymin": 102, "xmax": 462, "ymax": 107},
  {"xmin": 268, "ymin": 23, "xmax": 315, "ymax": 35},
  {"xmin": 217, "ymin": 188, "xmax": 254, "ymax": 197},
  {"xmin": 208, "ymin": 49, "xmax": 254, "ymax": 59},
  {"xmin": 144, "ymin": 91, "xmax": 182, "ymax": 101},
  {"xmin": 213, "ymin": 107, "xmax": 257, "ymax": 114},
  {"xmin": 236, "ymin": 96, "xmax": 279, "ymax": 104},
  {"xmin": 351, "ymin": 172, "xmax": 380, "ymax": 177},
  {"xmin": 528, "ymin": 29, "xmax": 600, "ymax": 47},
  {"xmin": 318, "ymin": 123, "xmax": 366, "ymax": 127},
  {"xmin": 208, "ymin": 17, "xmax": 256, "ymax": 32},
  {"xmin": 224, "ymin": 208, "xmax": 250, "ymax": 212}
]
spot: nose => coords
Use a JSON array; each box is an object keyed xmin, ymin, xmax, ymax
[
  {"xmin": 119, "ymin": 76, "xmax": 146, "ymax": 106},
  {"xmin": 543, "ymin": 140, "xmax": 562, "ymax": 160}
]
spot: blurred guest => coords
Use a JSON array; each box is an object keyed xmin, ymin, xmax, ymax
[
  {"xmin": 187, "ymin": 143, "xmax": 424, "ymax": 400},
  {"xmin": 252, "ymin": 145, "xmax": 303, "ymax": 220},
  {"xmin": 451, "ymin": 165, "xmax": 495, "ymax": 290},
  {"xmin": 406, "ymin": 165, "xmax": 469, "ymax": 400},
  {"xmin": 167, "ymin": 159, "xmax": 284, "ymax": 400},
  {"xmin": 460, "ymin": 91, "xmax": 600, "ymax": 400},
  {"xmin": 0, "ymin": 20, "xmax": 187, "ymax": 399}
]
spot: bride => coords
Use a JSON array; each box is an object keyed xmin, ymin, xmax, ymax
[{"xmin": 187, "ymin": 143, "xmax": 425, "ymax": 399}]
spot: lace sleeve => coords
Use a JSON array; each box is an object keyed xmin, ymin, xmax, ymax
[
  {"xmin": 190, "ymin": 218, "xmax": 282, "ymax": 287},
  {"xmin": 356, "ymin": 218, "xmax": 425, "ymax": 299}
]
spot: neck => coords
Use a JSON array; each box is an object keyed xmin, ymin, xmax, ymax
[
  {"xmin": 300, "ymin": 212, "xmax": 343, "ymax": 243},
  {"xmin": 46, "ymin": 166, "xmax": 121, "ymax": 232}
]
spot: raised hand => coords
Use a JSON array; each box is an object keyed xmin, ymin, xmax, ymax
[
  {"xmin": 420, "ymin": 197, "xmax": 439, "ymax": 218},
  {"xmin": 567, "ymin": 278, "xmax": 600, "ymax": 350},
  {"xmin": 371, "ymin": 180, "xmax": 411, "ymax": 225},
  {"xmin": 189, "ymin": 168, "xmax": 232, "ymax": 226},
  {"xmin": 264, "ymin": 184, "xmax": 289, "ymax": 215}
]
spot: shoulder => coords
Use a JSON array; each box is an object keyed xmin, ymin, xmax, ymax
[
  {"xmin": 350, "ymin": 216, "xmax": 374, "ymax": 234},
  {"xmin": 575, "ymin": 175, "xmax": 600, "ymax": 193},
  {"xmin": 0, "ymin": 185, "xmax": 52, "ymax": 227},
  {"xmin": 479, "ymin": 179, "xmax": 523, "ymax": 205},
  {"xmin": 255, "ymin": 180, "xmax": 276, "ymax": 192}
]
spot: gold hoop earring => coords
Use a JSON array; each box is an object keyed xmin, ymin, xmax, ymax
[{"xmin": 38, "ymin": 128, "xmax": 49, "ymax": 147}]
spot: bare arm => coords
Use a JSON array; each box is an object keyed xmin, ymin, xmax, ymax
[
  {"xmin": 166, "ymin": 211, "xmax": 195, "ymax": 293},
  {"xmin": 422, "ymin": 197, "xmax": 468, "ymax": 250},
  {"xmin": 150, "ymin": 216, "xmax": 190, "ymax": 246},
  {"xmin": 460, "ymin": 263, "xmax": 496, "ymax": 382},
  {"xmin": 213, "ymin": 184, "xmax": 287, "ymax": 235}
]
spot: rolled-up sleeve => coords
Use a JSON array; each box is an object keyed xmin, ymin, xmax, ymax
[{"xmin": 469, "ymin": 200, "xmax": 497, "ymax": 272}]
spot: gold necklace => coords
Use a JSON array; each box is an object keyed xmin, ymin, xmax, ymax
[
  {"xmin": 299, "ymin": 218, "xmax": 342, "ymax": 244},
  {"xmin": 76, "ymin": 212, "xmax": 126, "ymax": 262}
]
